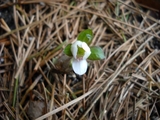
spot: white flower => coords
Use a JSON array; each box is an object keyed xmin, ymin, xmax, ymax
[{"xmin": 71, "ymin": 41, "xmax": 91, "ymax": 75}]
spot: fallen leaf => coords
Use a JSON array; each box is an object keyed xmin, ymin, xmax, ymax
[{"xmin": 27, "ymin": 101, "xmax": 46, "ymax": 120}]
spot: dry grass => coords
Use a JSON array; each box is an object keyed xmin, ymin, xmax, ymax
[{"xmin": 0, "ymin": 0, "xmax": 160, "ymax": 120}]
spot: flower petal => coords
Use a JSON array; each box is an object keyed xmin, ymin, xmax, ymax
[
  {"xmin": 71, "ymin": 41, "xmax": 91, "ymax": 60},
  {"xmin": 71, "ymin": 41, "xmax": 82, "ymax": 59},
  {"xmin": 81, "ymin": 42, "xmax": 91, "ymax": 59},
  {"xmin": 72, "ymin": 58, "xmax": 88, "ymax": 75}
]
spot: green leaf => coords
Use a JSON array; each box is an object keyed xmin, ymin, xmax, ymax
[
  {"xmin": 64, "ymin": 44, "xmax": 72, "ymax": 56},
  {"xmin": 77, "ymin": 29, "xmax": 93, "ymax": 45},
  {"xmin": 88, "ymin": 46, "xmax": 105, "ymax": 60}
]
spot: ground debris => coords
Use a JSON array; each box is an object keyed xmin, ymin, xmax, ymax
[{"xmin": 0, "ymin": 0, "xmax": 160, "ymax": 119}]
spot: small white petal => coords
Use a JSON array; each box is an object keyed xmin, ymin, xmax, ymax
[
  {"xmin": 71, "ymin": 41, "xmax": 82, "ymax": 59},
  {"xmin": 81, "ymin": 42, "xmax": 91, "ymax": 59},
  {"xmin": 71, "ymin": 41, "xmax": 91, "ymax": 60},
  {"xmin": 81, "ymin": 42, "xmax": 90, "ymax": 52},
  {"xmin": 72, "ymin": 58, "xmax": 88, "ymax": 75},
  {"xmin": 71, "ymin": 42, "xmax": 78, "ymax": 59}
]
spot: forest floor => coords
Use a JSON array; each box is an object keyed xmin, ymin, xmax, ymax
[{"xmin": 0, "ymin": 0, "xmax": 160, "ymax": 120}]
